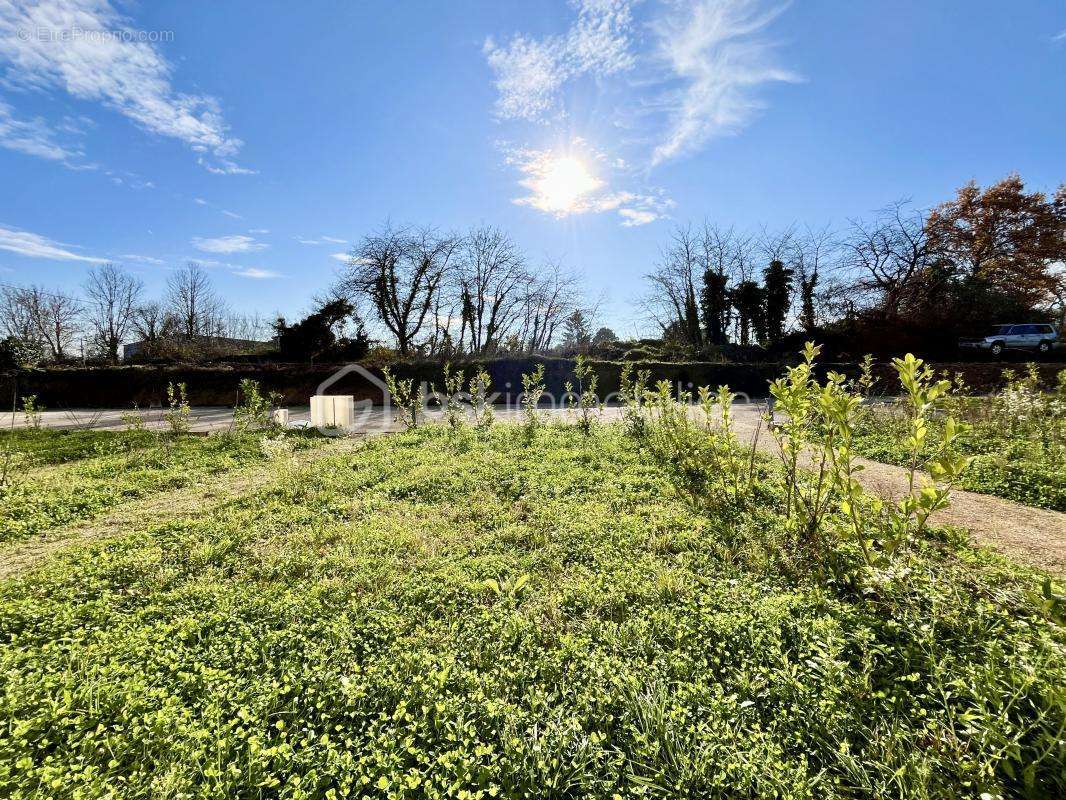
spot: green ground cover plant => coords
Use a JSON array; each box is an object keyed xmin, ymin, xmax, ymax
[
  {"xmin": 0, "ymin": 428, "xmax": 314, "ymax": 544},
  {"xmin": 852, "ymin": 365, "xmax": 1066, "ymax": 511},
  {"xmin": 1, "ymin": 390, "xmax": 1063, "ymax": 798}
]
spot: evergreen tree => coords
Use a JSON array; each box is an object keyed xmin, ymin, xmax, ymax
[
  {"xmin": 730, "ymin": 281, "xmax": 766, "ymax": 347},
  {"xmin": 273, "ymin": 298, "xmax": 369, "ymax": 362},
  {"xmin": 762, "ymin": 259, "xmax": 795, "ymax": 345},
  {"xmin": 700, "ymin": 268, "xmax": 731, "ymax": 345},
  {"xmin": 798, "ymin": 266, "xmax": 818, "ymax": 333},
  {"xmin": 562, "ymin": 310, "xmax": 592, "ymax": 354},
  {"xmin": 591, "ymin": 327, "xmax": 618, "ymax": 349}
]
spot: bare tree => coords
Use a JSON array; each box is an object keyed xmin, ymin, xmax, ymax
[
  {"xmin": 342, "ymin": 224, "xmax": 459, "ymax": 356},
  {"xmin": 519, "ymin": 262, "xmax": 581, "ymax": 353},
  {"xmin": 131, "ymin": 301, "xmax": 176, "ymax": 351},
  {"xmin": 456, "ymin": 226, "xmax": 531, "ymax": 355},
  {"xmin": 84, "ymin": 264, "xmax": 143, "ymax": 363},
  {"xmin": 0, "ymin": 285, "xmax": 47, "ymax": 363},
  {"xmin": 23, "ymin": 286, "xmax": 83, "ymax": 360},
  {"xmin": 757, "ymin": 225, "xmax": 798, "ymax": 269},
  {"xmin": 224, "ymin": 312, "xmax": 272, "ymax": 342},
  {"xmin": 165, "ymin": 263, "xmax": 227, "ymax": 340},
  {"xmin": 0, "ymin": 285, "xmax": 38, "ymax": 343},
  {"xmin": 794, "ymin": 226, "xmax": 836, "ymax": 333},
  {"xmin": 643, "ymin": 225, "xmax": 704, "ymax": 349},
  {"xmin": 840, "ymin": 201, "xmax": 931, "ymax": 317}
]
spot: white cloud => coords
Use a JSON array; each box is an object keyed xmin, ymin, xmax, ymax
[
  {"xmin": 0, "ymin": 0, "xmax": 251, "ymax": 173},
  {"xmin": 232, "ymin": 267, "xmax": 281, "ymax": 279},
  {"xmin": 194, "ymin": 198, "xmax": 209, "ymax": 206},
  {"xmin": 298, "ymin": 235, "xmax": 348, "ymax": 246},
  {"xmin": 1054, "ymin": 29, "xmax": 1066, "ymax": 42},
  {"xmin": 191, "ymin": 234, "xmax": 267, "ymax": 254},
  {"xmin": 650, "ymin": 0, "xmax": 800, "ymax": 164},
  {"xmin": 0, "ymin": 223, "xmax": 103, "ymax": 261},
  {"xmin": 221, "ymin": 209, "xmax": 243, "ymax": 219},
  {"xmin": 248, "ymin": 228, "xmax": 269, "ymax": 234},
  {"xmin": 199, "ymin": 157, "xmax": 257, "ymax": 175},
  {"xmin": 330, "ymin": 252, "xmax": 350, "ymax": 262},
  {"xmin": 117, "ymin": 253, "xmax": 165, "ymax": 265},
  {"xmin": 484, "ymin": 0, "xmax": 635, "ymax": 121},
  {"xmin": 0, "ymin": 98, "xmax": 81, "ymax": 161},
  {"xmin": 618, "ymin": 207, "xmax": 658, "ymax": 226}
]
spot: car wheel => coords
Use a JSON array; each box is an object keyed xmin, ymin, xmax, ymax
[
  {"xmin": 1038, "ymin": 341, "xmax": 1051, "ymax": 354},
  {"xmin": 990, "ymin": 341, "xmax": 1004, "ymax": 357}
]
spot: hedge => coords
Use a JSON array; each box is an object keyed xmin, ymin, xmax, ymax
[{"xmin": 1, "ymin": 358, "xmax": 1062, "ymax": 408}]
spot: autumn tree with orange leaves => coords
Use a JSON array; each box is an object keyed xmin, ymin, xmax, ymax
[{"xmin": 924, "ymin": 174, "xmax": 1066, "ymax": 315}]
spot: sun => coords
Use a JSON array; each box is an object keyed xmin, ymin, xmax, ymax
[{"xmin": 531, "ymin": 156, "xmax": 601, "ymax": 215}]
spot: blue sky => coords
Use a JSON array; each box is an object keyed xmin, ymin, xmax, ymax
[{"xmin": 1, "ymin": 0, "xmax": 1064, "ymax": 336}]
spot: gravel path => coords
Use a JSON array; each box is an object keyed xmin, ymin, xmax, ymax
[{"xmin": 726, "ymin": 413, "xmax": 1066, "ymax": 576}]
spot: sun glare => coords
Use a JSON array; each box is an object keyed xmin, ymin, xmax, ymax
[{"xmin": 532, "ymin": 156, "xmax": 601, "ymax": 214}]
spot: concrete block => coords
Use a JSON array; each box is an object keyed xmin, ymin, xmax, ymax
[{"xmin": 310, "ymin": 395, "xmax": 355, "ymax": 428}]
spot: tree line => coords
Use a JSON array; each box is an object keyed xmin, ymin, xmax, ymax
[
  {"xmin": 3, "ymin": 173, "xmax": 1062, "ymax": 370},
  {"xmin": 644, "ymin": 174, "xmax": 1066, "ymax": 357},
  {"xmin": 0, "ymin": 263, "xmax": 272, "ymax": 368}
]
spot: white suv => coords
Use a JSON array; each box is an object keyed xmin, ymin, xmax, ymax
[{"xmin": 959, "ymin": 324, "xmax": 1060, "ymax": 357}]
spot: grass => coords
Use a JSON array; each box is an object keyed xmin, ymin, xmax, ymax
[
  {"xmin": 1, "ymin": 423, "xmax": 1063, "ymax": 799},
  {"xmin": 0, "ymin": 428, "xmax": 317, "ymax": 544}
]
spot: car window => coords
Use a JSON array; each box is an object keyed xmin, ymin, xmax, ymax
[
  {"xmin": 1016, "ymin": 325, "xmax": 1036, "ymax": 334},
  {"xmin": 1037, "ymin": 325, "xmax": 1053, "ymax": 334},
  {"xmin": 1003, "ymin": 326, "xmax": 1022, "ymax": 335}
]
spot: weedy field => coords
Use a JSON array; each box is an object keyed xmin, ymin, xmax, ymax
[
  {"xmin": 850, "ymin": 364, "xmax": 1066, "ymax": 512},
  {"xmin": 0, "ymin": 362, "xmax": 1064, "ymax": 799}
]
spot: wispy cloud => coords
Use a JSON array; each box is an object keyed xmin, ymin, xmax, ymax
[
  {"xmin": 1054, "ymin": 29, "xmax": 1066, "ymax": 42},
  {"xmin": 650, "ymin": 0, "xmax": 800, "ymax": 164},
  {"xmin": 0, "ymin": 0, "xmax": 252, "ymax": 173},
  {"xmin": 0, "ymin": 98, "xmax": 81, "ymax": 161},
  {"xmin": 232, "ymin": 267, "xmax": 281, "ymax": 279},
  {"xmin": 194, "ymin": 197, "xmax": 245, "ymax": 220},
  {"xmin": 484, "ymin": 0, "xmax": 799, "ymax": 172},
  {"xmin": 330, "ymin": 252, "xmax": 350, "ymax": 262},
  {"xmin": 248, "ymin": 228, "xmax": 270, "ymax": 234},
  {"xmin": 0, "ymin": 223, "xmax": 103, "ymax": 261},
  {"xmin": 484, "ymin": 0, "xmax": 636, "ymax": 121},
  {"xmin": 199, "ymin": 157, "xmax": 257, "ymax": 175},
  {"xmin": 299, "ymin": 235, "xmax": 348, "ymax": 246},
  {"xmin": 191, "ymin": 234, "xmax": 268, "ymax": 254},
  {"xmin": 116, "ymin": 253, "xmax": 165, "ymax": 265}
]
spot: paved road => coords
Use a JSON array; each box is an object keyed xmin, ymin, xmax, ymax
[{"xmin": 1, "ymin": 403, "xmax": 772, "ymax": 433}]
